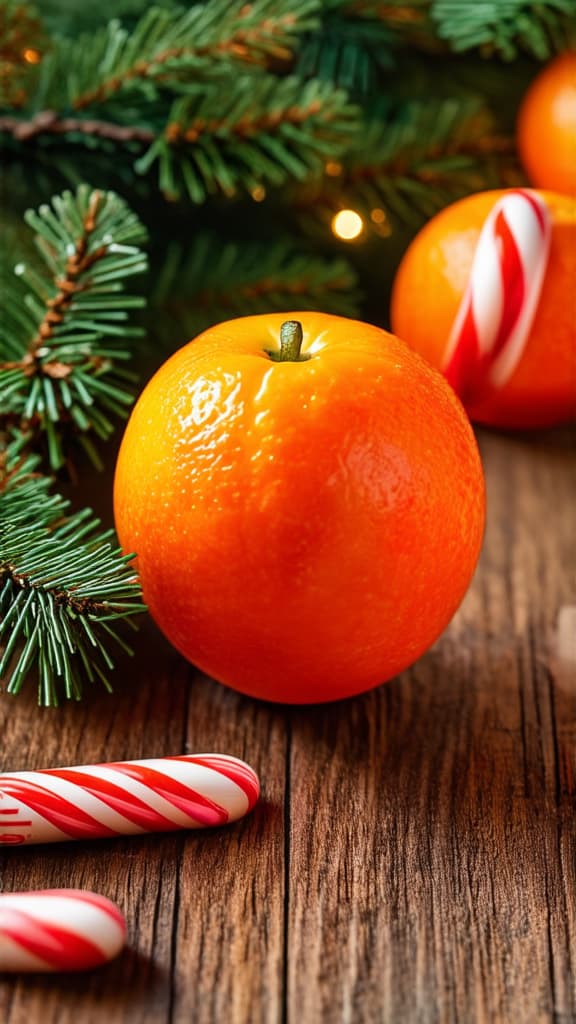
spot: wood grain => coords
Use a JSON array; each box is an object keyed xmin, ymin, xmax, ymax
[
  {"xmin": 1, "ymin": 427, "xmax": 575, "ymax": 1023},
  {"xmin": 287, "ymin": 428, "xmax": 576, "ymax": 1024}
]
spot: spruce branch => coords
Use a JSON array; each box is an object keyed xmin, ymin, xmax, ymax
[
  {"xmin": 17, "ymin": 0, "xmax": 320, "ymax": 118},
  {"xmin": 294, "ymin": 97, "xmax": 517, "ymax": 226},
  {"xmin": 152, "ymin": 234, "xmax": 361, "ymax": 337},
  {"xmin": 295, "ymin": 0, "xmax": 397, "ymax": 93},
  {"xmin": 331, "ymin": 0, "xmax": 574, "ymax": 58},
  {"xmin": 0, "ymin": 184, "xmax": 147, "ymax": 472},
  {"xmin": 138, "ymin": 75, "xmax": 359, "ymax": 202},
  {"xmin": 294, "ymin": 0, "xmax": 443, "ymax": 91},
  {"xmin": 431, "ymin": 0, "xmax": 576, "ymax": 59},
  {"xmin": 0, "ymin": 433, "xmax": 145, "ymax": 706}
]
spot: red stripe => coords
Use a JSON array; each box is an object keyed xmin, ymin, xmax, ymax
[
  {"xmin": 491, "ymin": 209, "xmax": 525, "ymax": 360},
  {"xmin": 46, "ymin": 769, "xmax": 179, "ymax": 834},
  {"xmin": 445, "ymin": 191, "xmax": 542, "ymax": 405},
  {"xmin": 181, "ymin": 756, "xmax": 260, "ymax": 811},
  {"xmin": 105, "ymin": 763, "xmax": 229, "ymax": 826},
  {"xmin": 0, "ymin": 907, "xmax": 109, "ymax": 971},
  {"xmin": 0, "ymin": 778, "xmax": 118, "ymax": 840},
  {"xmin": 444, "ymin": 298, "xmax": 480, "ymax": 402}
]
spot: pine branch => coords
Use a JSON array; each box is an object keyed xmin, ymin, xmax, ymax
[
  {"xmin": 152, "ymin": 234, "xmax": 361, "ymax": 337},
  {"xmin": 137, "ymin": 75, "xmax": 359, "ymax": 202},
  {"xmin": 294, "ymin": 0, "xmax": 455, "ymax": 93},
  {"xmin": 0, "ymin": 433, "xmax": 145, "ymax": 706},
  {"xmin": 16, "ymin": 0, "xmax": 320, "ymax": 118},
  {"xmin": 0, "ymin": 185, "xmax": 147, "ymax": 471},
  {"xmin": 295, "ymin": 0, "xmax": 397, "ymax": 93},
  {"xmin": 342, "ymin": 0, "xmax": 443, "ymax": 50},
  {"xmin": 431, "ymin": 0, "xmax": 576, "ymax": 59},
  {"xmin": 294, "ymin": 97, "xmax": 518, "ymax": 227},
  {"xmin": 333, "ymin": 0, "xmax": 574, "ymax": 57}
]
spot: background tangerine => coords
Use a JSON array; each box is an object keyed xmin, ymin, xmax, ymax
[
  {"xmin": 517, "ymin": 51, "xmax": 576, "ymax": 195},
  {"xmin": 114, "ymin": 312, "xmax": 485, "ymax": 703},
  {"xmin": 390, "ymin": 190, "xmax": 576, "ymax": 429}
]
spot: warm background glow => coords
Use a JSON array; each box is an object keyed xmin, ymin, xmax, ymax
[{"xmin": 331, "ymin": 209, "xmax": 364, "ymax": 240}]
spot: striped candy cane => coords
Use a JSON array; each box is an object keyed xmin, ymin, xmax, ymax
[
  {"xmin": 0, "ymin": 754, "xmax": 259, "ymax": 846},
  {"xmin": 443, "ymin": 189, "xmax": 551, "ymax": 404},
  {"xmin": 0, "ymin": 890, "xmax": 126, "ymax": 972}
]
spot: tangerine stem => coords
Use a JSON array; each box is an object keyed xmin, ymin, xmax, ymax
[{"xmin": 278, "ymin": 320, "xmax": 305, "ymax": 361}]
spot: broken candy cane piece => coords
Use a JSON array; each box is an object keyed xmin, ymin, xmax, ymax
[{"xmin": 0, "ymin": 890, "xmax": 126, "ymax": 972}]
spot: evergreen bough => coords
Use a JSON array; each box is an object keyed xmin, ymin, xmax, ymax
[{"xmin": 0, "ymin": 186, "xmax": 147, "ymax": 704}]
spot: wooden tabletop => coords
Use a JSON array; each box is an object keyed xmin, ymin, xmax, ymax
[{"xmin": 0, "ymin": 426, "xmax": 575, "ymax": 1024}]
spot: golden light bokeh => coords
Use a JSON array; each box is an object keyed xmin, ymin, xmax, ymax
[
  {"xmin": 331, "ymin": 209, "xmax": 364, "ymax": 241},
  {"xmin": 251, "ymin": 185, "xmax": 266, "ymax": 202},
  {"xmin": 23, "ymin": 49, "xmax": 41, "ymax": 64},
  {"xmin": 370, "ymin": 207, "xmax": 392, "ymax": 236}
]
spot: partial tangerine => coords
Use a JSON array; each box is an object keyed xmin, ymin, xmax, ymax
[
  {"xmin": 391, "ymin": 190, "xmax": 576, "ymax": 429},
  {"xmin": 517, "ymin": 52, "xmax": 576, "ymax": 196}
]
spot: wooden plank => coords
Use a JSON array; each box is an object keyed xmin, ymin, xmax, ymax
[
  {"xmin": 1, "ymin": 428, "xmax": 574, "ymax": 1022},
  {"xmin": 0, "ymin": 622, "xmax": 286, "ymax": 1024},
  {"xmin": 286, "ymin": 428, "xmax": 576, "ymax": 1023},
  {"xmin": 169, "ymin": 678, "xmax": 286, "ymax": 1024}
]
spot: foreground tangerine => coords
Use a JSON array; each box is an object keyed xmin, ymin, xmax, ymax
[
  {"xmin": 114, "ymin": 313, "xmax": 485, "ymax": 703},
  {"xmin": 391, "ymin": 190, "xmax": 576, "ymax": 429}
]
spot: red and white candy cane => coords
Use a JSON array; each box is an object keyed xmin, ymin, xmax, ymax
[
  {"xmin": 0, "ymin": 754, "xmax": 259, "ymax": 846},
  {"xmin": 443, "ymin": 189, "xmax": 551, "ymax": 404},
  {"xmin": 0, "ymin": 890, "xmax": 126, "ymax": 972}
]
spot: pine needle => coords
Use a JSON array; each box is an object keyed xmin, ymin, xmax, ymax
[
  {"xmin": 0, "ymin": 184, "xmax": 147, "ymax": 471},
  {"xmin": 26, "ymin": 0, "xmax": 321, "ymax": 114},
  {"xmin": 138, "ymin": 74, "xmax": 359, "ymax": 203},
  {"xmin": 293, "ymin": 96, "xmax": 517, "ymax": 227},
  {"xmin": 431, "ymin": 0, "xmax": 576, "ymax": 59},
  {"xmin": 0, "ymin": 434, "xmax": 145, "ymax": 705}
]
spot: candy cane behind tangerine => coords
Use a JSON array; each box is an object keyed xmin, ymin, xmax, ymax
[{"xmin": 443, "ymin": 189, "xmax": 552, "ymax": 405}]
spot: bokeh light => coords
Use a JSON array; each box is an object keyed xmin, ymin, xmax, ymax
[{"xmin": 331, "ymin": 209, "xmax": 364, "ymax": 241}]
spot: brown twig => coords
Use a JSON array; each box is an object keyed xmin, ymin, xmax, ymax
[
  {"xmin": 0, "ymin": 111, "xmax": 154, "ymax": 142},
  {"xmin": 165, "ymin": 99, "xmax": 324, "ymax": 144},
  {"xmin": 340, "ymin": 133, "xmax": 517, "ymax": 188},
  {"xmin": 351, "ymin": 2, "xmax": 426, "ymax": 24}
]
